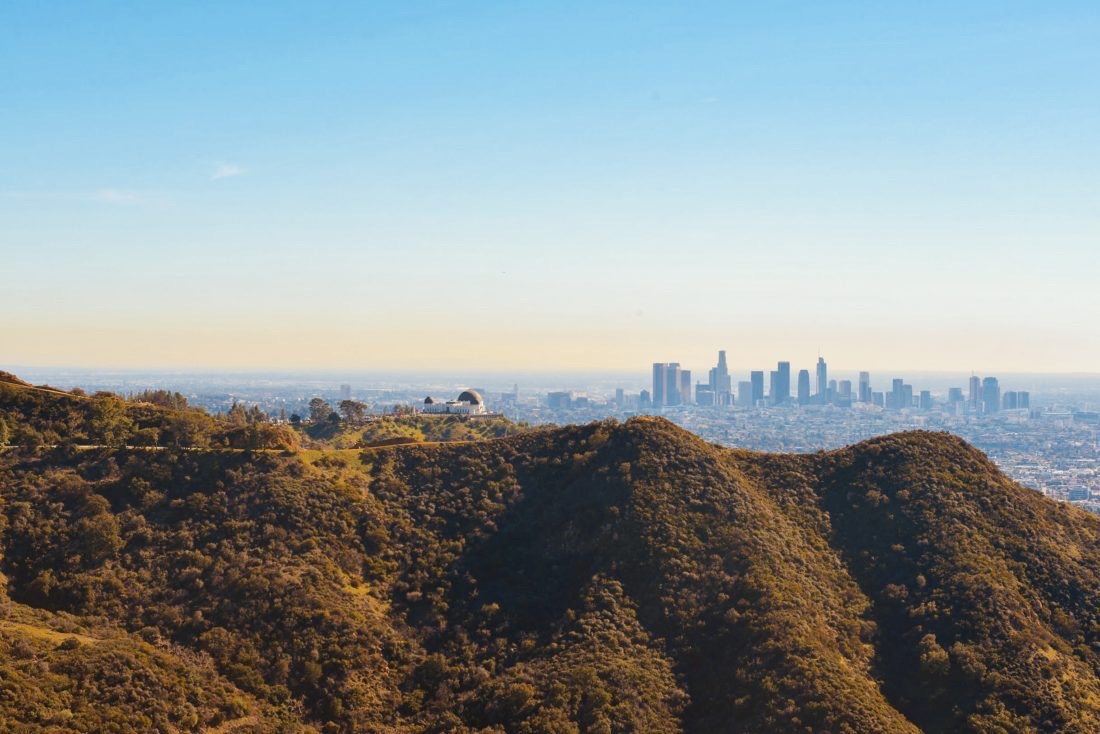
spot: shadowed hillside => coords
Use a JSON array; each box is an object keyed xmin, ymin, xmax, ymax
[{"xmin": 3, "ymin": 378, "xmax": 1100, "ymax": 732}]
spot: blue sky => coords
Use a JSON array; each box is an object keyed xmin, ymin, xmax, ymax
[{"xmin": 2, "ymin": 1, "xmax": 1098, "ymax": 372}]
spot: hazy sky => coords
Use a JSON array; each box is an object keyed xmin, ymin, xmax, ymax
[{"xmin": 2, "ymin": 1, "xmax": 1098, "ymax": 374}]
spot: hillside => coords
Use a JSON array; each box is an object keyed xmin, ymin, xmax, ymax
[{"xmin": 3, "ymin": 379, "xmax": 1100, "ymax": 731}]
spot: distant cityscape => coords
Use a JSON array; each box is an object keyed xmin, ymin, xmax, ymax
[
  {"xmin": 15, "ymin": 357, "xmax": 1100, "ymax": 513},
  {"xmin": 647, "ymin": 351, "xmax": 1029, "ymax": 415}
]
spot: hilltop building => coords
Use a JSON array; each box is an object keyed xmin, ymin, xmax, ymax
[{"xmin": 420, "ymin": 389, "xmax": 488, "ymax": 415}]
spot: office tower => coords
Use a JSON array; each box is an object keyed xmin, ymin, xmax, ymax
[
  {"xmin": 737, "ymin": 381, "xmax": 753, "ymax": 408},
  {"xmin": 695, "ymin": 384, "xmax": 714, "ymax": 406},
  {"xmin": 872, "ymin": 391, "xmax": 885, "ymax": 407},
  {"xmin": 1019, "ymin": 391, "xmax": 1030, "ymax": 409},
  {"xmin": 858, "ymin": 372, "xmax": 871, "ymax": 403},
  {"xmin": 680, "ymin": 370, "xmax": 692, "ymax": 406},
  {"xmin": 652, "ymin": 363, "xmax": 666, "ymax": 407},
  {"xmin": 1002, "ymin": 391, "xmax": 1018, "ymax": 410},
  {"xmin": 750, "ymin": 371, "xmax": 764, "ymax": 405},
  {"xmin": 708, "ymin": 350, "xmax": 732, "ymax": 406},
  {"xmin": 513, "ymin": 383, "xmax": 519, "ymax": 401},
  {"xmin": 919, "ymin": 390, "xmax": 932, "ymax": 410},
  {"xmin": 614, "ymin": 388, "xmax": 624, "ymax": 406},
  {"xmin": 947, "ymin": 387, "xmax": 964, "ymax": 405},
  {"xmin": 666, "ymin": 363, "xmax": 683, "ymax": 406},
  {"xmin": 902, "ymin": 384, "xmax": 913, "ymax": 409},
  {"xmin": 982, "ymin": 376, "xmax": 1000, "ymax": 414},
  {"xmin": 797, "ymin": 369, "xmax": 811, "ymax": 405},
  {"xmin": 828, "ymin": 379, "xmax": 837, "ymax": 405},
  {"xmin": 769, "ymin": 370, "xmax": 779, "ymax": 404},
  {"xmin": 776, "ymin": 361, "xmax": 791, "ymax": 405},
  {"xmin": 891, "ymin": 378, "xmax": 905, "ymax": 409},
  {"xmin": 969, "ymin": 376, "xmax": 982, "ymax": 409},
  {"xmin": 640, "ymin": 389, "xmax": 651, "ymax": 408},
  {"xmin": 815, "ymin": 357, "xmax": 827, "ymax": 402},
  {"xmin": 547, "ymin": 391, "xmax": 572, "ymax": 410},
  {"xmin": 653, "ymin": 362, "xmax": 683, "ymax": 407},
  {"xmin": 339, "ymin": 384, "xmax": 352, "ymax": 401},
  {"xmin": 838, "ymin": 380, "xmax": 852, "ymax": 399}
]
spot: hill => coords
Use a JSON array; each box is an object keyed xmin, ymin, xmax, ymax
[{"xmin": 3, "ymin": 377, "xmax": 1100, "ymax": 731}]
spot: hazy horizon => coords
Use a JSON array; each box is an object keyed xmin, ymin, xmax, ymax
[{"xmin": 3, "ymin": 2, "xmax": 1098, "ymax": 372}]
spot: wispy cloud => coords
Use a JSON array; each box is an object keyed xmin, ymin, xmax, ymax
[
  {"xmin": 211, "ymin": 161, "xmax": 245, "ymax": 180},
  {"xmin": 92, "ymin": 188, "xmax": 145, "ymax": 204},
  {"xmin": 2, "ymin": 189, "xmax": 165, "ymax": 207}
]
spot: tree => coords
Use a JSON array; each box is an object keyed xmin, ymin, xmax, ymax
[
  {"xmin": 309, "ymin": 398, "xmax": 331, "ymax": 423},
  {"xmin": 0, "ymin": 416, "xmax": 8, "ymax": 446},
  {"xmin": 339, "ymin": 400, "xmax": 367, "ymax": 425},
  {"xmin": 89, "ymin": 395, "xmax": 134, "ymax": 447}
]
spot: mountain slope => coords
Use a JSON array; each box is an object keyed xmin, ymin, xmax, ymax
[{"xmin": 3, "ymin": 383, "xmax": 1100, "ymax": 732}]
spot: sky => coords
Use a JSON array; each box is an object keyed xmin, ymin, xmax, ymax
[{"xmin": 2, "ymin": 1, "xmax": 1098, "ymax": 374}]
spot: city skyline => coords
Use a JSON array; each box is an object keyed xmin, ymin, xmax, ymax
[{"xmin": 3, "ymin": 2, "xmax": 1100, "ymax": 372}]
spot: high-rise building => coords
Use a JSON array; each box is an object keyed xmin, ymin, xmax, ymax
[
  {"xmin": 858, "ymin": 372, "xmax": 871, "ymax": 403},
  {"xmin": 891, "ymin": 378, "xmax": 905, "ymax": 409},
  {"xmin": 640, "ymin": 389, "xmax": 651, "ymax": 408},
  {"xmin": 737, "ymin": 381, "xmax": 753, "ymax": 408},
  {"xmin": 339, "ymin": 384, "xmax": 352, "ymax": 401},
  {"xmin": 1002, "ymin": 391, "xmax": 1018, "ymax": 410},
  {"xmin": 1019, "ymin": 391, "xmax": 1030, "ymax": 410},
  {"xmin": 680, "ymin": 370, "xmax": 692, "ymax": 406},
  {"xmin": 969, "ymin": 375, "xmax": 982, "ymax": 409},
  {"xmin": 652, "ymin": 362, "xmax": 683, "ymax": 407},
  {"xmin": 947, "ymin": 387, "xmax": 964, "ymax": 407},
  {"xmin": 708, "ymin": 350, "xmax": 732, "ymax": 406},
  {"xmin": 919, "ymin": 390, "xmax": 933, "ymax": 410},
  {"xmin": 614, "ymin": 388, "xmax": 624, "ymax": 406},
  {"xmin": 750, "ymin": 371, "xmax": 764, "ymax": 405},
  {"xmin": 982, "ymin": 376, "xmax": 1000, "ymax": 414},
  {"xmin": 797, "ymin": 369, "xmax": 811, "ymax": 405},
  {"xmin": 769, "ymin": 370, "xmax": 780, "ymax": 405},
  {"xmin": 695, "ymin": 383, "xmax": 714, "ymax": 406},
  {"xmin": 815, "ymin": 357, "xmax": 827, "ymax": 403},
  {"xmin": 838, "ymin": 380, "xmax": 852, "ymax": 399},
  {"xmin": 652, "ymin": 363, "xmax": 666, "ymax": 407},
  {"xmin": 775, "ymin": 361, "xmax": 791, "ymax": 405}
]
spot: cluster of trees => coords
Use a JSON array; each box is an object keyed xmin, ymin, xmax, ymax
[
  {"xmin": 6, "ymin": 374, "xmax": 1100, "ymax": 732},
  {"xmin": 0, "ymin": 378, "xmax": 297, "ymax": 451}
]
